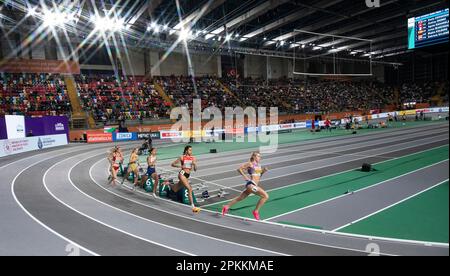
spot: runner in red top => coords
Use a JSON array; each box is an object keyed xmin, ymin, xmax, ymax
[
  {"xmin": 171, "ymin": 146, "xmax": 200, "ymax": 213},
  {"xmin": 108, "ymin": 146, "xmax": 123, "ymax": 186}
]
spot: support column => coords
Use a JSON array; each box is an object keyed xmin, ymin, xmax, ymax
[
  {"xmin": 217, "ymin": 55, "xmax": 222, "ymax": 78},
  {"xmin": 149, "ymin": 51, "xmax": 161, "ymax": 76}
]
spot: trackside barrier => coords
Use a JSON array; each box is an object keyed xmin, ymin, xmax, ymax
[
  {"xmin": 0, "ymin": 134, "xmax": 68, "ymax": 157},
  {"xmin": 97, "ymin": 107, "xmax": 448, "ymax": 142}
]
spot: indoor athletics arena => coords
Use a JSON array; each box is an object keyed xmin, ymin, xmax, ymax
[{"xmin": 0, "ymin": 0, "xmax": 448, "ymax": 260}]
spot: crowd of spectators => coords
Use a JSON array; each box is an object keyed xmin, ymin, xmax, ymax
[
  {"xmin": 76, "ymin": 74, "xmax": 170, "ymax": 124},
  {"xmin": 1, "ymin": 73, "xmax": 447, "ymax": 124},
  {"xmin": 225, "ymin": 78, "xmax": 395, "ymax": 114},
  {"xmin": 0, "ymin": 73, "xmax": 71, "ymax": 117}
]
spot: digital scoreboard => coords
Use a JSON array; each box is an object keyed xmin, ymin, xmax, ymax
[{"xmin": 408, "ymin": 9, "xmax": 449, "ymax": 49}]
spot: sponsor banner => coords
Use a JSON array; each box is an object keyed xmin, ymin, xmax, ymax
[
  {"xmin": 0, "ymin": 117, "xmax": 7, "ymax": 140},
  {"xmin": 25, "ymin": 116, "xmax": 69, "ymax": 140},
  {"xmin": 183, "ymin": 130, "xmax": 206, "ymax": 138},
  {"xmin": 225, "ymin": 128, "xmax": 245, "ymax": 134},
  {"xmin": 160, "ymin": 131, "xmax": 183, "ymax": 139},
  {"xmin": 305, "ymin": 121, "xmax": 320, "ymax": 128},
  {"xmin": 293, "ymin": 122, "xmax": 307, "ymax": 129},
  {"xmin": 261, "ymin": 125, "xmax": 279, "ymax": 132},
  {"xmin": 113, "ymin": 132, "xmax": 138, "ymax": 142},
  {"xmin": 398, "ymin": 110, "xmax": 417, "ymax": 116},
  {"xmin": 372, "ymin": 113, "xmax": 389, "ymax": 119},
  {"xmin": 87, "ymin": 133, "xmax": 113, "ymax": 143},
  {"xmin": 5, "ymin": 115, "xmax": 26, "ymax": 139},
  {"xmin": 0, "ymin": 59, "xmax": 80, "ymax": 74},
  {"xmin": 203, "ymin": 129, "xmax": 224, "ymax": 137},
  {"xmin": 279, "ymin": 124, "xmax": 294, "ymax": 129},
  {"xmin": 246, "ymin": 126, "xmax": 259, "ymax": 133},
  {"xmin": 104, "ymin": 125, "xmax": 119, "ymax": 133},
  {"xmin": 418, "ymin": 107, "xmax": 449, "ymax": 113},
  {"xmin": 137, "ymin": 132, "xmax": 160, "ymax": 140},
  {"xmin": 331, "ymin": 120, "xmax": 341, "ymax": 126},
  {"xmin": 0, "ymin": 134, "xmax": 68, "ymax": 157}
]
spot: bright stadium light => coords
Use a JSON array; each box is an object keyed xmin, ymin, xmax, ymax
[
  {"xmin": 179, "ymin": 28, "xmax": 190, "ymax": 40},
  {"xmin": 225, "ymin": 34, "xmax": 232, "ymax": 41},
  {"xmin": 93, "ymin": 16, "xmax": 124, "ymax": 32},
  {"xmin": 113, "ymin": 18, "xmax": 125, "ymax": 31},
  {"xmin": 94, "ymin": 16, "xmax": 111, "ymax": 31},
  {"xmin": 27, "ymin": 7, "xmax": 37, "ymax": 17},
  {"xmin": 66, "ymin": 12, "xmax": 76, "ymax": 22},
  {"xmin": 43, "ymin": 10, "xmax": 64, "ymax": 27}
]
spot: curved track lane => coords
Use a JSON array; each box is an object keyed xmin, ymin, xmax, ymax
[{"xmin": 3, "ymin": 123, "xmax": 449, "ymax": 256}]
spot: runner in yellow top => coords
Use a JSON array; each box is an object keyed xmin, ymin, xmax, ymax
[
  {"xmin": 222, "ymin": 152, "xmax": 269, "ymax": 220},
  {"xmin": 122, "ymin": 148, "xmax": 140, "ymax": 190}
]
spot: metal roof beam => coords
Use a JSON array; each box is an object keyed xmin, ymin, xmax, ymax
[
  {"xmin": 240, "ymin": 0, "xmax": 344, "ymax": 41},
  {"xmin": 209, "ymin": 0, "xmax": 290, "ymax": 35}
]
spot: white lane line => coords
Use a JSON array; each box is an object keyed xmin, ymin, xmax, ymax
[
  {"xmin": 266, "ymin": 159, "xmax": 450, "ymax": 222},
  {"xmin": 0, "ymin": 143, "xmax": 105, "ymax": 170},
  {"xmin": 190, "ymin": 133, "xmax": 449, "ymax": 196},
  {"xmin": 11, "ymin": 150, "xmax": 99, "ymax": 256},
  {"xmin": 190, "ymin": 132, "xmax": 449, "ymax": 195},
  {"xmin": 41, "ymin": 153, "xmax": 196, "ymax": 256},
  {"xmin": 331, "ymin": 178, "xmax": 450, "ymax": 232},
  {"xmin": 94, "ymin": 137, "xmax": 449, "ymax": 250},
  {"xmin": 89, "ymin": 159, "xmax": 379, "ymax": 256},
  {"xmin": 72, "ymin": 152, "xmax": 286, "ymax": 256},
  {"xmin": 81, "ymin": 160, "xmax": 289, "ymax": 256},
  {"xmin": 158, "ymin": 167, "xmax": 243, "ymax": 193},
  {"xmin": 7, "ymin": 125, "xmax": 446, "ymax": 255},
  {"xmin": 154, "ymin": 124, "xmax": 449, "ymax": 165},
  {"xmin": 195, "ymin": 134, "xmax": 449, "ymax": 189},
  {"xmin": 200, "ymin": 138, "xmax": 449, "ymax": 207},
  {"xmin": 156, "ymin": 126, "xmax": 449, "ymax": 168}
]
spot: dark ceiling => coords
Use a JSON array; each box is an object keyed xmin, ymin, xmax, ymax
[{"xmin": 0, "ymin": 0, "xmax": 448, "ymax": 62}]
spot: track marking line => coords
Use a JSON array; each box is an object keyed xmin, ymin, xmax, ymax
[
  {"xmin": 156, "ymin": 127, "xmax": 449, "ymax": 169},
  {"xmin": 331, "ymin": 178, "xmax": 450, "ymax": 232},
  {"xmin": 88, "ymin": 158, "xmax": 380, "ymax": 255},
  {"xmin": 195, "ymin": 135, "xmax": 449, "ymax": 192},
  {"xmin": 64, "ymin": 153, "xmax": 286, "ymax": 256},
  {"xmin": 43, "ymin": 150, "xmax": 195, "ymax": 256},
  {"xmin": 11, "ymin": 150, "xmax": 100, "ymax": 256},
  {"xmin": 201, "ymin": 139, "xmax": 449, "ymax": 207},
  {"xmin": 266, "ymin": 159, "xmax": 450, "ymax": 222}
]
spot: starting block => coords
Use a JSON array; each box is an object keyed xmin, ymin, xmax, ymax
[
  {"xmin": 192, "ymin": 182, "xmax": 208, "ymax": 191},
  {"xmin": 218, "ymin": 188, "xmax": 230, "ymax": 198}
]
